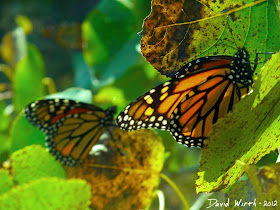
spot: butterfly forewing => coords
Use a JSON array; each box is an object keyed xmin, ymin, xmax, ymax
[
  {"xmin": 117, "ymin": 81, "xmax": 174, "ymax": 131},
  {"xmin": 24, "ymin": 99, "xmax": 116, "ymax": 166},
  {"xmin": 117, "ymin": 48, "xmax": 253, "ymax": 148},
  {"xmin": 117, "ymin": 68, "xmax": 225, "ymax": 132}
]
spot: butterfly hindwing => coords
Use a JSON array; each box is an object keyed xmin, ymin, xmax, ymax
[
  {"xmin": 24, "ymin": 99, "xmax": 116, "ymax": 166},
  {"xmin": 174, "ymin": 55, "xmax": 234, "ymax": 79}
]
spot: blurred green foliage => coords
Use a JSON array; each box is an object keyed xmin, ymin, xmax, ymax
[
  {"xmin": 0, "ymin": 145, "xmax": 90, "ymax": 209},
  {"xmin": 13, "ymin": 44, "xmax": 46, "ymax": 112},
  {"xmin": 10, "ymin": 113, "xmax": 45, "ymax": 152}
]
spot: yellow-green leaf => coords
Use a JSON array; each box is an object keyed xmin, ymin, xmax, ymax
[
  {"xmin": 197, "ymin": 52, "xmax": 280, "ymax": 192},
  {"xmin": 11, "ymin": 145, "xmax": 65, "ymax": 185},
  {"xmin": 0, "ymin": 178, "xmax": 91, "ymax": 209},
  {"xmin": 10, "ymin": 112, "xmax": 45, "ymax": 152},
  {"xmin": 0, "ymin": 170, "xmax": 13, "ymax": 195},
  {"xmin": 15, "ymin": 15, "xmax": 33, "ymax": 35}
]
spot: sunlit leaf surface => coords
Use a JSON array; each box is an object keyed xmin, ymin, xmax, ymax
[
  {"xmin": 11, "ymin": 145, "xmax": 66, "ymax": 185},
  {"xmin": 0, "ymin": 178, "xmax": 91, "ymax": 209},
  {"xmin": 0, "ymin": 170, "xmax": 13, "ymax": 195},
  {"xmin": 197, "ymin": 52, "xmax": 280, "ymax": 193}
]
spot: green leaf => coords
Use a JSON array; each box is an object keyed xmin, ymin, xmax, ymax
[
  {"xmin": 110, "ymin": 62, "xmax": 166, "ymax": 108},
  {"xmin": 0, "ymin": 178, "xmax": 91, "ymax": 209},
  {"xmin": 141, "ymin": 0, "xmax": 280, "ymax": 76},
  {"xmin": 0, "ymin": 101, "xmax": 11, "ymax": 162},
  {"xmin": 10, "ymin": 112, "xmax": 45, "ymax": 152},
  {"xmin": 0, "ymin": 100, "xmax": 10, "ymax": 131},
  {"xmin": 0, "ymin": 133, "xmax": 10, "ymax": 164},
  {"xmin": 99, "ymin": 36, "xmax": 143, "ymax": 82},
  {"xmin": 83, "ymin": 0, "xmax": 136, "ymax": 66},
  {"xmin": 81, "ymin": 0, "xmax": 152, "ymax": 88},
  {"xmin": 93, "ymin": 86, "xmax": 126, "ymax": 109},
  {"xmin": 256, "ymin": 151, "xmax": 278, "ymax": 167},
  {"xmin": 197, "ymin": 52, "xmax": 280, "ymax": 193},
  {"xmin": 0, "ymin": 169, "xmax": 13, "ymax": 195},
  {"xmin": 13, "ymin": 43, "xmax": 46, "ymax": 112},
  {"xmin": 82, "ymin": 18, "xmax": 108, "ymax": 66},
  {"xmin": 82, "ymin": 0, "xmax": 139, "ymax": 82},
  {"xmin": 129, "ymin": 0, "xmax": 152, "ymax": 28},
  {"xmin": 11, "ymin": 145, "xmax": 66, "ymax": 185}
]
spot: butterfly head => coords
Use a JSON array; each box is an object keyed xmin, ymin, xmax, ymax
[
  {"xmin": 229, "ymin": 48, "xmax": 253, "ymax": 86},
  {"xmin": 102, "ymin": 106, "xmax": 117, "ymax": 127},
  {"xmin": 106, "ymin": 106, "xmax": 117, "ymax": 115}
]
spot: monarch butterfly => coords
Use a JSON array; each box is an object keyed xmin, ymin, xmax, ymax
[
  {"xmin": 116, "ymin": 48, "xmax": 253, "ymax": 147},
  {"xmin": 24, "ymin": 99, "xmax": 116, "ymax": 166}
]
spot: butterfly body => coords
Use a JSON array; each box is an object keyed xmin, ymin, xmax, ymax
[
  {"xmin": 116, "ymin": 48, "xmax": 253, "ymax": 147},
  {"xmin": 24, "ymin": 99, "xmax": 116, "ymax": 166}
]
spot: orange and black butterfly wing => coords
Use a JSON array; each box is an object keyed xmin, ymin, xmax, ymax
[
  {"xmin": 24, "ymin": 99, "xmax": 116, "ymax": 166},
  {"xmin": 169, "ymin": 49, "xmax": 253, "ymax": 147},
  {"xmin": 117, "ymin": 80, "xmax": 176, "ymax": 131},
  {"xmin": 117, "ymin": 67, "xmax": 231, "ymax": 131},
  {"xmin": 168, "ymin": 70, "xmax": 250, "ymax": 147},
  {"xmin": 116, "ymin": 55, "xmax": 235, "ymax": 130},
  {"xmin": 174, "ymin": 47, "xmax": 253, "ymax": 81},
  {"xmin": 168, "ymin": 48, "xmax": 252, "ymax": 146},
  {"xmin": 117, "ymin": 48, "xmax": 253, "ymax": 148},
  {"xmin": 174, "ymin": 55, "xmax": 234, "ymax": 78}
]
